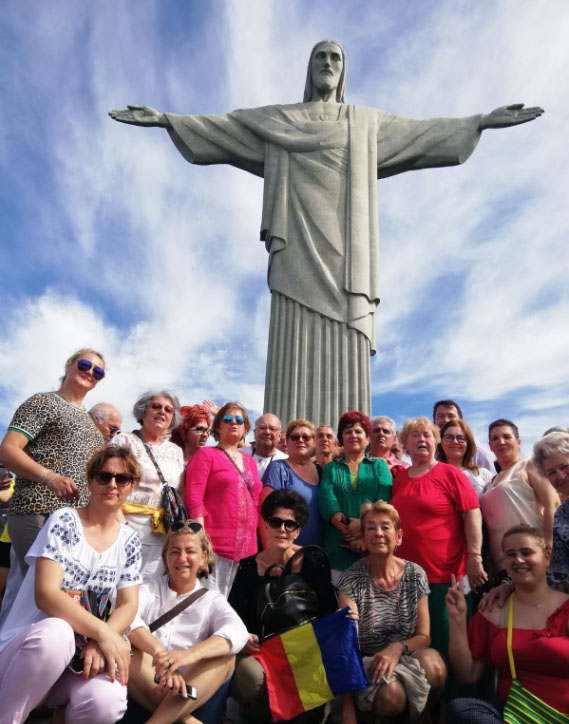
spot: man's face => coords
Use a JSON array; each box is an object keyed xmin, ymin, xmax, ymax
[
  {"xmin": 316, "ymin": 426, "xmax": 335, "ymax": 453},
  {"xmin": 254, "ymin": 414, "xmax": 281, "ymax": 451},
  {"xmin": 95, "ymin": 410, "xmax": 122, "ymax": 442},
  {"xmin": 434, "ymin": 405, "xmax": 460, "ymax": 428},
  {"xmin": 311, "ymin": 42, "xmax": 343, "ymax": 95},
  {"xmin": 370, "ymin": 422, "xmax": 395, "ymax": 453}
]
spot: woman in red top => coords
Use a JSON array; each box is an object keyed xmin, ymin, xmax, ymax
[
  {"xmin": 390, "ymin": 417, "xmax": 486, "ymax": 666},
  {"xmin": 446, "ymin": 524, "xmax": 569, "ymax": 722}
]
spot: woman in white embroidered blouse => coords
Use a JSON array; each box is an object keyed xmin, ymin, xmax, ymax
[
  {"xmin": 0, "ymin": 446, "xmax": 142, "ymax": 724},
  {"xmin": 127, "ymin": 521, "xmax": 248, "ymax": 723}
]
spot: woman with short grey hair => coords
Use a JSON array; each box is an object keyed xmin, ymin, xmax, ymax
[
  {"xmin": 534, "ymin": 431, "xmax": 569, "ymax": 590},
  {"xmin": 113, "ymin": 389, "xmax": 184, "ymax": 581}
]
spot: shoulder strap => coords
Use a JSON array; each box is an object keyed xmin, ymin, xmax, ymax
[
  {"xmin": 506, "ymin": 594, "xmax": 517, "ymax": 680},
  {"xmin": 218, "ymin": 448, "xmax": 254, "ymax": 502},
  {"xmin": 133, "ymin": 430, "xmax": 167, "ymax": 488},
  {"xmin": 149, "ymin": 587, "xmax": 207, "ymax": 632}
]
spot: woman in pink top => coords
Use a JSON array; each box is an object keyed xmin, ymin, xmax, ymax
[{"xmin": 185, "ymin": 403, "xmax": 261, "ymax": 596}]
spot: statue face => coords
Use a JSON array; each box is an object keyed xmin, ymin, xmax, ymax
[{"xmin": 310, "ymin": 41, "xmax": 343, "ymax": 94}]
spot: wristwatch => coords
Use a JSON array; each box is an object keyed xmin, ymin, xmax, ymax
[{"xmin": 401, "ymin": 641, "xmax": 409, "ymax": 656}]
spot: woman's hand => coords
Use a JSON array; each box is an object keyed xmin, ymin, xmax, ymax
[
  {"xmin": 478, "ymin": 582, "xmax": 511, "ymax": 612},
  {"xmin": 96, "ymin": 628, "xmax": 131, "ymax": 684},
  {"xmin": 465, "ymin": 555, "xmax": 488, "ymax": 591},
  {"xmin": 81, "ymin": 640, "xmax": 107, "ymax": 679},
  {"xmin": 155, "ymin": 669, "xmax": 190, "ymax": 699},
  {"xmin": 445, "ymin": 574, "xmax": 467, "ymax": 624},
  {"xmin": 343, "ymin": 518, "xmax": 361, "ymax": 541},
  {"xmin": 48, "ymin": 473, "xmax": 80, "ymax": 503},
  {"xmin": 370, "ymin": 643, "xmax": 403, "ymax": 682},
  {"xmin": 343, "ymin": 537, "xmax": 366, "ymax": 554},
  {"xmin": 153, "ymin": 648, "xmax": 194, "ymax": 681},
  {"xmin": 245, "ymin": 633, "xmax": 261, "ymax": 654}
]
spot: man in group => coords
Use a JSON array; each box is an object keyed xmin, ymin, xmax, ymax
[
  {"xmin": 89, "ymin": 403, "xmax": 122, "ymax": 443},
  {"xmin": 242, "ymin": 413, "xmax": 287, "ymax": 478},
  {"xmin": 314, "ymin": 425, "xmax": 337, "ymax": 469},
  {"xmin": 433, "ymin": 399, "xmax": 495, "ymax": 472},
  {"xmin": 369, "ymin": 416, "xmax": 409, "ymax": 469}
]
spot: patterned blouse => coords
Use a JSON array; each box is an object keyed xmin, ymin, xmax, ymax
[
  {"xmin": 338, "ymin": 559, "xmax": 430, "ymax": 656},
  {"xmin": 549, "ymin": 498, "xmax": 569, "ymax": 590},
  {"xmin": 8, "ymin": 392, "xmax": 104, "ymax": 516}
]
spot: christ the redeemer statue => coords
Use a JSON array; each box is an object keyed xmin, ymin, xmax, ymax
[{"xmin": 110, "ymin": 40, "xmax": 542, "ymax": 426}]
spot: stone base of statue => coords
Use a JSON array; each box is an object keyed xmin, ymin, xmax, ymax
[{"xmin": 263, "ymin": 292, "xmax": 371, "ymax": 427}]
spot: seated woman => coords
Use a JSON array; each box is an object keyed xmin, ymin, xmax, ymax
[
  {"xmin": 338, "ymin": 501, "xmax": 446, "ymax": 723},
  {"xmin": 446, "ymin": 524, "xmax": 569, "ymax": 723},
  {"xmin": 228, "ymin": 489, "xmax": 337, "ymax": 724},
  {"xmin": 0, "ymin": 446, "xmax": 142, "ymax": 724},
  {"xmin": 126, "ymin": 521, "xmax": 248, "ymax": 724}
]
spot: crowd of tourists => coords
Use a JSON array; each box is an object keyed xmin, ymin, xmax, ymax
[{"xmin": 0, "ymin": 347, "xmax": 568, "ymax": 723}]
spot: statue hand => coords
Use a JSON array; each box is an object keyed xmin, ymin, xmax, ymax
[
  {"xmin": 108, "ymin": 105, "xmax": 167, "ymax": 127},
  {"xmin": 480, "ymin": 103, "xmax": 544, "ymax": 130}
]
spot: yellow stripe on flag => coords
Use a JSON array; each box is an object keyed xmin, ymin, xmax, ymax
[{"xmin": 280, "ymin": 622, "xmax": 334, "ymax": 711}]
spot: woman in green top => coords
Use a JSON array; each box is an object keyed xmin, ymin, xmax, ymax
[{"xmin": 318, "ymin": 411, "xmax": 392, "ymax": 583}]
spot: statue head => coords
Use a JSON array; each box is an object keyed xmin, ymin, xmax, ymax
[{"xmin": 303, "ymin": 40, "xmax": 346, "ymax": 103}]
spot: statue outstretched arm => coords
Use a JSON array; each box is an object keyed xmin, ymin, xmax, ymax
[
  {"xmin": 108, "ymin": 105, "xmax": 169, "ymax": 128},
  {"xmin": 480, "ymin": 103, "xmax": 544, "ymax": 130}
]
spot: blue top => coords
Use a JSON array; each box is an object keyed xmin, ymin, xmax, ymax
[
  {"xmin": 549, "ymin": 498, "xmax": 569, "ymax": 590},
  {"xmin": 262, "ymin": 459, "xmax": 323, "ymax": 546}
]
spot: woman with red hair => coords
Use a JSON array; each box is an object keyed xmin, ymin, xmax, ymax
[
  {"xmin": 318, "ymin": 411, "xmax": 392, "ymax": 583},
  {"xmin": 171, "ymin": 405, "xmax": 212, "ymax": 464}
]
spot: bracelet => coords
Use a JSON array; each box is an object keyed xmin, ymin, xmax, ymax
[{"xmin": 39, "ymin": 468, "xmax": 56, "ymax": 489}]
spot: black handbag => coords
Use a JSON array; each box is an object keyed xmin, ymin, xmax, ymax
[
  {"xmin": 133, "ymin": 430, "xmax": 188, "ymax": 530},
  {"xmin": 256, "ymin": 545, "xmax": 338, "ymax": 640}
]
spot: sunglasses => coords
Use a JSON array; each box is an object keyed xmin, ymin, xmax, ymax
[
  {"xmin": 108, "ymin": 426, "xmax": 121, "ymax": 436},
  {"xmin": 222, "ymin": 414, "xmax": 245, "ymax": 424},
  {"xmin": 77, "ymin": 359, "xmax": 105, "ymax": 381},
  {"xmin": 442, "ymin": 434, "xmax": 467, "ymax": 443},
  {"xmin": 171, "ymin": 520, "xmax": 204, "ymax": 534},
  {"xmin": 266, "ymin": 516, "xmax": 300, "ymax": 532},
  {"xmin": 289, "ymin": 433, "xmax": 312, "ymax": 442},
  {"xmin": 190, "ymin": 426, "xmax": 210, "ymax": 435},
  {"xmin": 94, "ymin": 471, "xmax": 135, "ymax": 486}
]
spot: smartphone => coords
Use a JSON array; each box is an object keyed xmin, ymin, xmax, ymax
[{"xmin": 154, "ymin": 674, "xmax": 197, "ymax": 699}]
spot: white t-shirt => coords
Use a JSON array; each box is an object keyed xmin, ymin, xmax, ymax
[
  {"xmin": 461, "ymin": 467, "xmax": 494, "ymax": 500},
  {"xmin": 0, "ymin": 507, "xmax": 141, "ymax": 650},
  {"xmin": 130, "ymin": 574, "xmax": 248, "ymax": 657},
  {"xmin": 240, "ymin": 446, "xmax": 288, "ymax": 479}
]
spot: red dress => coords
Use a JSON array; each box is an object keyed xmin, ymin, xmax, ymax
[
  {"xmin": 468, "ymin": 600, "xmax": 569, "ymax": 712},
  {"xmin": 391, "ymin": 462, "xmax": 479, "ymax": 583}
]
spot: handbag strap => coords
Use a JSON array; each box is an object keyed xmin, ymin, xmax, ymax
[
  {"xmin": 506, "ymin": 593, "xmax": 517, "ymax": 680},
  {"xmin": 218, "ymin": 447, "xmax": 254, "ymax": 502},
  {"xmin": 133, "ymin": 429, "xmax": 168, "ymax": 488},
  {"xmin": 149, "ymin": 587, "xmax": 207, "ymax": 632}
]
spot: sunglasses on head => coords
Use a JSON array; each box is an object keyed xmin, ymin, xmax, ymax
[
  {"xmin": 266, "ymin": 516, "xmax": 300, "ymax": 532},
  {"xmin": 94, "ymin": 471, "xmax": 134, "ymax": 486},
  {"xmin": 77, "ymin": 359, "xmax": 105, "ymax": 381},
  {"xmin": 222, "ymin": 414, "xmax": 245, "ymax": 424},
  {"xmin": 171, "ymin": 520, "xmax": 204, "ymax": 534}
]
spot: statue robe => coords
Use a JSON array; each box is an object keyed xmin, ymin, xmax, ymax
[{"xmin": 165, "ymin": 103, "xmax": 482, "ymax": 424}]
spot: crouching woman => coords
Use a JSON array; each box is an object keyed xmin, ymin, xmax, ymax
[
  {"xmin": 127, "ymin": 521, "xmax": 248, "ymax": 724},
  {"xmin": 338, "ymin": 501, "xmax": 446, "ymax": 723}
]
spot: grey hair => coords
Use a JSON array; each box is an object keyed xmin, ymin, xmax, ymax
[
  {"xmin": 533, "ymin": 432, "xmax": 569, "ymax": 475},
  {"xmin": 371, "ymin": 416, "xmax": 397, "ymax": 435},
  {"xmin": 132, "ymin": 389, "xmax": 181, "ymax": 429},
  {"xmin": 303, "ymin": 40, "xmax": 346, "ymax": 103},
  {"xmin": 89, "ymin": 403, "xmax": 112, "ymax": 421}
]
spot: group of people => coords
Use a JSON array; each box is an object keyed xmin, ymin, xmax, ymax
[{"xmin": 0, "ymin": 348, "xmax": 568, "ymax": 724}]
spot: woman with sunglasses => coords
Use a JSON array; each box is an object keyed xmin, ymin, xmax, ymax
[
  {"xmin": 260, "ymin": 419, "xmax": 323, "ymax": 546},
  {"xmin": 0, "ymin": 446, "xmax": 142, "ymax": 724},
  {"xmin": 229, "ymin": 489, "xmax": 336, "ymax": 724},
  {"xmin": 438, "ymin": 419, "xmax": 494, "ymax": 500},
  {"xmin": 0, "ymin": 348, "xmax": 106, "ymax": 572},
  {"xmin": 185, "ymin": 402, "xmax": 261, "ymax": 596},
  {"xmin": 125, "ymin": 520, "xmax": 248, "ymax": 724},
  {"xmin": 113, "ymin": 390, "xmax": 185, "ymax": 583}
]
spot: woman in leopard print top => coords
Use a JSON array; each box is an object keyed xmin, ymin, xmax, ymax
[{"xmin": 0, "ymin": 348, "xmax": 105, "ymax": 571}]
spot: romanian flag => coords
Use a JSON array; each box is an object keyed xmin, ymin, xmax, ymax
[{"xmin": 251, "ymin": 607, "xmax": 367, "ymax": 721}]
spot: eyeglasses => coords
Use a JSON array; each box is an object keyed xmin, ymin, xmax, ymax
[
  {"xmin": 256, "ymin": 424, "xmax": 280, "ymax": 433},
  {"xmin": 222, "ymin": 414, "xmax": 245, "ymax": 424},
  {"xmin": 108, "ymin": 426, "xmax": 120, "ymax": 436},
  {"xmin": 267, "ymin": 516, "xmax": 300, "ymax": 532},
  {"xmin": 94, "ymin": 471, "xmax": 135, "ymax": 486},
  {"xmin": 190, "ymin": 426, "xmax": 210, "ymax": 435},
  {"xmin": 171, "ymin": 520, "xmax": 204, "ymax": 534},
  {"xmin": 289, "ymin": 433, "xmax": 312, "ymax": 442},
  {"xmin": 150, "ymin": 402, "xmax": 174, "ymax": 414},
  {"xmin": 442, "ymin": 434, "xmax": 467, "ymax": 443},
  {"xmin": 77, "ymin": 359, "xmax": 105, "ymax": 381}
]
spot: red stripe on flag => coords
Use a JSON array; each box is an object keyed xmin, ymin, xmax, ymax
[{"xmin": 253, "ymin": 635, "xmax": 305, "ymax": 721}]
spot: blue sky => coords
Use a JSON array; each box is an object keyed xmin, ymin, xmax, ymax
[{"xmin": 1, "ymin": 0, "xmax": 568, "ymax": 454}]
